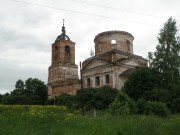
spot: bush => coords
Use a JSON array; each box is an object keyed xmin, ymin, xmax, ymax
[
  {"xmin": 168, "ymin": 84, "xmax": 180, "ymax": 113},
  {"xmin": 123, "ymin": 67, "xmax": 180, "ymax": 114},
  {"xmin": 146, "ymin": 85, "xmax": 180, "ymax": 113},
  {"xmin": 136, "ymin": 98, "xmax": 146, "ymax": 114},
  {"xmin": 76, "ymin": 86, "xmax": 118, "ymax": 110},
  {"xmin": 109, "ymin": 91, "xmax": 135, "ymax": 115},
  {"xmin": 57, "ymin": 94, "xmax": 71, "ymax": 106},
  {"xmin": 145, "ymin": 101, "xmax": 170, "ymax": 117},
  {"xmin": 56, "ymin": 94, "xmax": 78, "ymax": 110},
  {"xmin": 44, "ymin": 98, "xmax": 54, "ymax": 105}
]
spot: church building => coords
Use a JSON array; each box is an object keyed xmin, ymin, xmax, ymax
[
  {"xmin": 81, "ymin": 31, "xmax": 147, "ymax": 90},
  {"xmin": 48, "ymin": 21, "xmax": 147, "ymax": 99}
]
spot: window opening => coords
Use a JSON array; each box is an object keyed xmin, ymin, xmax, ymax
[
  {"xmin": 126, "ymin": 40, "xmax": 130, "ymax": 51},
  {"xmin": 54, "ymin": 46, "xmax": 58, "ymax": 60},
  {"xmin": 111, "ymin": 39, "xmax": 116, "ymax": 44},
  {"xmin": 65, "ymin": 45, "xmax": 70, "ymax": 63},
  {"xmin": 87, "ymin": 78, "xmax": 90, "ymax": 87},
  {"xmin": 105, "ymin": 74, "xmax": 110, "ymax": 84},
  {"xmin": 95, "ymin": 76, "xmax": 100, "ymax": 86}
]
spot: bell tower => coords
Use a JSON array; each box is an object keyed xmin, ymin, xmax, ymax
[{"xmin": 48, "ymin": 20, "xmax": 80, "ymax": 99}]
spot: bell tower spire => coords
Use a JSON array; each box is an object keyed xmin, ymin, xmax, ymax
[
  {"xmin": 56, "ymin": 19, "xmax": 70, "ymax": 41},
  {"xmin": 62, "ymin": 19, "xmax": 66, "ymax": 36}
]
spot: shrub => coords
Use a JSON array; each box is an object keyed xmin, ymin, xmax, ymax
[
  {"xmin": 136, "ymin": 98, "xmax": 146, "ymax": 114},
  {"xmin": 76, "ymin": 86, "xmax": 118, "ymax": 110},
  {"xmin": 44, "ymin": 98, "xmax": 54, "ymax": 105},
  {"xmin": 145, "ymin": 101, "xmax": 170, "ymax": 117},
  {"xmin": 56, "ymin": 94, "xmax": 78, "ymax": 110},
  {"xmin": 109, "ymin": 91, "xmax": 135, "ymax": 115},
  {"xmin": 168, "ymin": 84, "xmax": 180, "ymax": 113}
]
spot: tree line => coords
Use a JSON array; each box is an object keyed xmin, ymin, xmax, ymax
[{"xmin": 0, "ymin": 78, "xmax": 47, "ymax": 105}]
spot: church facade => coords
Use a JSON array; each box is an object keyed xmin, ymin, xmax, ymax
[{"xmin": 47, "ymin": 22, "xmax": 147, "ymax": 99}]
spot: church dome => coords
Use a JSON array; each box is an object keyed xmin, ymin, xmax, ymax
[
  {"xmin": 94, "ymin": 30, "xmax": 134, "ymax": 55},
  {"xmin": 56, "ymin": 19, "xmax": 70, "ymax": 41}
]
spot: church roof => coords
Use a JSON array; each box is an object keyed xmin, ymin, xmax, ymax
[
  {"xmin": 94, "ymin": 30, "xmax": 134, "ymax": 42},
  {"xmin": 82, "ymin": 48, "xmax": 147, "ymax": 70},
  {"xmin": 84, "ymin": 49, "xmax": 147, "ymax": 62},
  {"xmin": 119, "ymin": 68, "xmax": 136, "ymax": 76}
]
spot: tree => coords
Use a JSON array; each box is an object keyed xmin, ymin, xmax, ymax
[
  {"xmin": 25, "ymin": 78, "xmax": 47, "ymax": 104},
  {"xmin": 2, "ymin": 78, "xmax": 47, "ymax": 105},
  {"xmin": 124, "ymin": 67, "xmax": 160, "ymax": 100},
  {"xmin": 124, "ymin": 18, "xmax": 180, "ymax": 113},
  {"xmin": 11, "ymin": 79, "xmax": 24, "ymax": 95},
  {"xmin": 149, "ymin": 17, "xmax": 180, "ymax": 86}
]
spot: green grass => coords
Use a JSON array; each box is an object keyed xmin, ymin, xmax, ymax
[{"xmin": 0, "ymin": 105, "xmax": 180, "ymax": 135}]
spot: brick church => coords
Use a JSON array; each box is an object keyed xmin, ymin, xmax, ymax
[{"xmin": 47, "ymin": 21, "xmax": 147, "ymax": 99}]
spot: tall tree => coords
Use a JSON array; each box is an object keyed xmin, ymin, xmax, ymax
[
  {"xmin": 124, "ymin": 67, "xmax": 160, "ymax": 100},
  {"xmin": 2, "ymin": 78, "xmax": 47, "ymax": 105},
  {"xmin": 149, "ymin": 17, "xmax": 180, "ymax": 85},
  {"xmin": 11, "ymin": 79, "xmax": 25, "ymax": 95}
]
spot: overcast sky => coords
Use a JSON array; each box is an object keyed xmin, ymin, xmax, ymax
[{"xmin": 0, "ymin": 0, "xmax": 180, "ymax": 94}]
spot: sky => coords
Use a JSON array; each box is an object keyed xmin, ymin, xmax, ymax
[{"xmin": 0, "ymin": 0, "xmax": 180, "ymax": 94}]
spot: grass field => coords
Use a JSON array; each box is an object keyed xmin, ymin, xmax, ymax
[{"xmin": 0, "ymin": 105, "xmax": 180, "ymax": 135}]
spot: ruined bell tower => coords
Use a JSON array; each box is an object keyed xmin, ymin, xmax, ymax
[{"xmin": 48, "ymin": 20, "xmax": 80, "ymax": 99}]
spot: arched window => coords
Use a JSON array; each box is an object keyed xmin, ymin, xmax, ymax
[
  {"xmin": 54, "ymin": 46, "xmax": 58, "ymax": 60},
  {"xmin": 65, "ymin": 45, "xmax": 71, "ymax": 63},
  {"xmin": 98, "ymin": 44, "xmax": 102, "ymax": 52},
  {"xmin": 126, "ymin": 40, "xmax": 130, "ymax": 51},
  {"xmin": 65, "ymin": 70, "xmax": 73, "ymax": 78}
]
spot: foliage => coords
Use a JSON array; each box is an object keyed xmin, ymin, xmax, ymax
[
  {"xmin": 167, "ymin": 84, "xmax": 180, "ymax": 113},
  {"xmin": 1, "ymin": 105, "xmax": 179, "ymax": 135},
  {"xmin": 76, "ymin": 86, "xmax": 118, "ymax": 110},
  {"xmin": 124, "ymin": 67, "xmax": 160, "ymax": 100},
  {"xmin": 135, "ymin": 99, "xmax": 170, "ymax": 116},
  {"xmin": 0, "ymin": 94, "xmax": 2, "ymax": 103},
  {"xmin": 109, "ymin": 91, "xmax": 135, "ymax": 115},
  {"xmin": 136, "ymin": 98, "xmax": 146, "ymax": 114},
  {"xmin": 2, "ymin": 78, "xmax": 47, "ymax": 105},
  {"xmin": 56, "ymin": 93, "xmax": 78, "ymax": 110},
  {"xmin": 149, "ymin": 17, "xmax": 180, "ymax": 86},
  {"xmin": 123, "ymin": 67, "xmax": 180, "ymax": 113},
  {"xmin": 44, "ymin": 98, "xmax": 54, "ymax": 105},
  {"xmin": 55, "ymin": 86, "xmax": 118, "ymax": 111},
  {"xmin": 125, "ymin": 71, "xmax": 180, "ymax": 113},
  {"xmin": 145, "ymin": 101, "xmax": 170, "ymax": 117}
]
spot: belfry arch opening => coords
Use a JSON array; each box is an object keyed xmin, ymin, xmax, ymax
[
  {"xmin": 54, "ymin": 46, "xmax": 58, "ymax": 60},
  {"xmin": 65, "ymin": 45, "xmax": 71, "ymax": 63}
]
